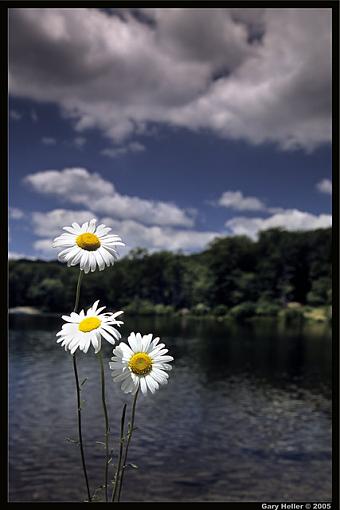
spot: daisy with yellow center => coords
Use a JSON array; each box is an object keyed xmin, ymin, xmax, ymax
[
  {"xmin": 57, "ymin": 300, "xmax": 124, "ymax": 354},
  {"xmin": 52, "ymin": 219, "xmax": 125, "ymax": 274},
  {"xmin": 109, "ymin": 332, "xmax": 173, "ymax": 395}
]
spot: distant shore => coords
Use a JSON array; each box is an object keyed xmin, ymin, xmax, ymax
[
  {"xmin": 9, "ymin": 303, "xmax": 332, "ymax": 323},
  {"xmin": 9, "ymin": 306, "xmax": 42, "ymax": 315}
]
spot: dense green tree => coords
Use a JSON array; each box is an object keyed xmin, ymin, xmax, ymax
[{"xmin": 9, "ymin": 228, "xmax": 332, "ymax": 313}]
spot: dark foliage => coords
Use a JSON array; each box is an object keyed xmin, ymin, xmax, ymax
[{"xmin": 9, "ymin": 228, "xmax": 332, "ymax": 313}]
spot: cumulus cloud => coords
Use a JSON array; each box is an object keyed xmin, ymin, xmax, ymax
[
  {"xmin": 33, "ymin": 239, "xmax": 59, "ymax": 258},
  {"xmin": 101, "ymin": 217, "xmax": 218, "ymax": 252},
  {"xmin": 9, "ymin": 207, "xmax": 24, "ymax": 219},
  {"xmin": 226, "ymin": 209, "xmax": 332, "ymax": 239},
  {"xmin": 9, "ymin": 7, "xmax": 331, "ymax": 150},
  {"xmin": 25, "ymin": 167, "xmax": 195, "ymax": 227},
  {"xmin": 316, "ymin": 178, "xmax": 332, "ymax": 194},
  {"xmin": 218, "ymin": 190, "xmax": 265, "ymax": 211},
  {"xmin": 25, "ymin": 168, "xmax": 114, "ymax": 202},
  {"xmin": 31, "ymin": 209, "xmax": 218, "ymax": 256},
  {"xmin": 8, "ymin": 251, "xmax": 37, "ymax": 260},
  {"xmin": 31, "ymin": 208, "xmax": 96, "ymax": 237}
]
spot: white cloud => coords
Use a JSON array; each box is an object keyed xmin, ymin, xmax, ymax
[
  {"xmin": 28, "ymin": 204, "xmax": 333, "ymax": 258},
  {"xmin": 101, "ymin": 217, "xmax": 218, "ymax": 252},
  {"xmin": 101, "ymin": 141, "xmax": 145, "ymax": 158},
  {"xmin": 41, "ymin": 136, "xmax": 57, "ymax": 145},
  {"xmin": 9, "ymin": 207, "xmax": 24, "ymax": 219},
  {"xmin": 10, "ymin": 109, "xmax": 22, "ymax": 120},
  {"xmin": 316, "ymin": 178, "xmax": 332, "ymax": 195},
  {"xmin": 25, "ymin": 167, "xmax": 195, "ymax": 227},
  {"xmin": 25, "ymin": 168, "xmax": 114, "ymax": 202},
  {"xmin": 32, "ymin": 210, "xmax": 218, "ymax": 257},
  {"xmin": 9, "ymin": 251, "xmax": 37, "ymax": 260},
  {"xmin": 218, "ymin": 190, "xmax": 265, "ymax": 211},
  {"xmin": 33, "ymin": 239, "xmax": 58, "ymax": 258},
  {"xmin": 31, "ymin": 208, "xmax": 96, "ymax": 237},
  {"xmin": 226, "ymin": 209, "xmax": 332, "ymax": 239},
  {"xmin": 9, "ymin": 8, "xmax": 331, "ymax": 151}
]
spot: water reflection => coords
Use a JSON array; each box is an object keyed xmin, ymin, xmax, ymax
[{"xmin": 9, "ymin": 315, "xmax": 331, "ymax": 502}]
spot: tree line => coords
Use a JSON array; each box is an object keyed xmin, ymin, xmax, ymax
[{"xmin": 9, "ymin": 228, "xmax": 332, "ymax": 317}]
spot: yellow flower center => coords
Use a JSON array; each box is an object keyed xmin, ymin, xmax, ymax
[
  {"xmin": 76, "ymin": 232, "xmax": 101, "ymax": 251},
  {"xmin": 128, "ymin": 352, "xmax": 153, "ymax": 375},
  {"xmin": 78, "ymin": 316, "xmax": 101, "ymax": 332}
]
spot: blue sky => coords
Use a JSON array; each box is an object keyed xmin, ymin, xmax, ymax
[{"xmin": 8, "ymin": 7, "xmax": 332, "ymax": 259}]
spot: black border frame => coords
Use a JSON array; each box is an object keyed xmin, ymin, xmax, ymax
[{"xmin": 2, "ymin": 1, "xmax": 339, "ymax": 507}]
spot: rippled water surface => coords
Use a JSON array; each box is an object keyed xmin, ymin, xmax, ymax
[{"xmin": 9, "ymin": 315, "xmax": 332, "ymax": 502}]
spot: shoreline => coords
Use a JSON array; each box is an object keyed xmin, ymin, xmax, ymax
[{"xmin": 9, "ymin": 304, "xmax": 332, "ymax": 323}]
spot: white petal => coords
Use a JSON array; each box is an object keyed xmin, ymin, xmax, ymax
[
  {"xmin": 127, "ymin": 332, "xmax": 138, "ymax": 352},
  {"xmin": 95, "ymin": 224, "xmax": 111, "ymax": 237},
  {"xmin": 70, "ymin": 249, "xmax": 83, "ymax": 267},
  {"xmin": 94, "ymin": 250, "xmax": 105, "ymax": 271},
  {"xmin": 89, "ymin": 253, "xmax": 97, "ymax": 272},
  {"xmin": 81, "ymin": 221, "xmax": 89, "ymax": 232},
  {"xmin": 140, "ymin": 377, "xmax": 148, "ymax": 395},
  {"xmin": 135, "ymin": 333, "xmax": 143, "ymax": 352},
  {"xmin": 90, "ymin": 300, "xmax": 100, "ymax": 313},
  {"xmin": 121, "ymin": 376, "xmax": 133, "ymax": 393},
  {"xmin": 100, "ymin": 328, "xmax": 116, "ymax": 345},
  {"xmin": 72, "ymin": 222, "xmax": 82, "ymax": 233},
  {"xmin": 98, "ymin": 247, "xmax": 115, "ymax": 267},
  {"xmin": 145, "ymin": 375, "xmax": 158, "ymax": 394},
  {"xmin": 142, "ymin": 333, "xmax": 153, "ymax": 352},
  {"xmin": 119, "ymin": 342, "xmax": 134, "ymax": 358},
  {"xmin": 151, "ymin": 368, "xmax": 169, "ymax": 383},
  {"xmin": 112, "ymin": 371, "xmax": 130, "ymax": 382},
  {"xmin": 84, "ymin": 252, "xmax": 91, "ymax": 274},
  {"xmin": 83, "ymin": 337, "xmax": 91, "ymax": 353},
  {"xmin": 149, "ymin": 344, "xmax": 166, "ymax": 357},
  {"xmin": 87, "ymin": 219, "xmax": 97, "ymax": 233},
  {"xmin": 153, "ymin": 355, "xmax": 174, "ymax": 363},
  {"xmin": 63, "ymin": 226, "xmax": 79, "ymax": 235}
]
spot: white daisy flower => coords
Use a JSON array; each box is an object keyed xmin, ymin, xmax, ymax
[
  {"xmin": 52, "ymin": 218, "xmax": 125, "ymax": 273},
  {"xmin": 57, "ymin": 300, "xmax": 124, "ymax": 354},
  {"xmin": 109, "ymin": 332, "xmax": 173, "ymax": 395}
]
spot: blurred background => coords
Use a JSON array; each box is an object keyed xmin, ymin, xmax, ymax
[{"xmin": 9, "ymin": 7, "xmax": 332, "ymax": 503}]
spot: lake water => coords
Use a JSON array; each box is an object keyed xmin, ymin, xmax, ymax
[{"xmin": 9, "ymin": 314, "xmax": 332, "ymax": 502}]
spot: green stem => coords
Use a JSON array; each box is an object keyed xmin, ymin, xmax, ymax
[
  {"xmin": 73, "ymin": 269, "xmax": 84, "ymax": 313},
  {"xmin": 72, "ymin": 270, "xmax": 91, "ymax": 502},
  {"xmin": 97, "ymin": 351, "xmax": 110, "ymax": 502},
  {"xmin": 117, "ymin": 389, "xmax": 139, "ymax": 503},
  {"xmin": 73, "ymin": 354, "xmax": 92, "ymax": 502},
  {"xmin": 111, "ymin": 403, "xmax": 127, "ymax": 502}
]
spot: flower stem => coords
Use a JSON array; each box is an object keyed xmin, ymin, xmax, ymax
[
  {"xmin": 97, "ymin": 351, "xmax": 110, "ymax": 502},
  {"xmin": 117, "ymin": 389, "xmax": 139, "ymax": 503},
  {"xmin": 111, "ymin": 403, "xmax": 127, "ymax": 502},
  {"xmin": 72, "ymin": 269, "xmax": 91, "ymax": 502},
  {"xmin": 73, "ymin": 354, "xmax": 92, "ymax": 502},
  {"xmin": 73, "ymin": 269, "xmax": 84, "ymax": 313}
]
